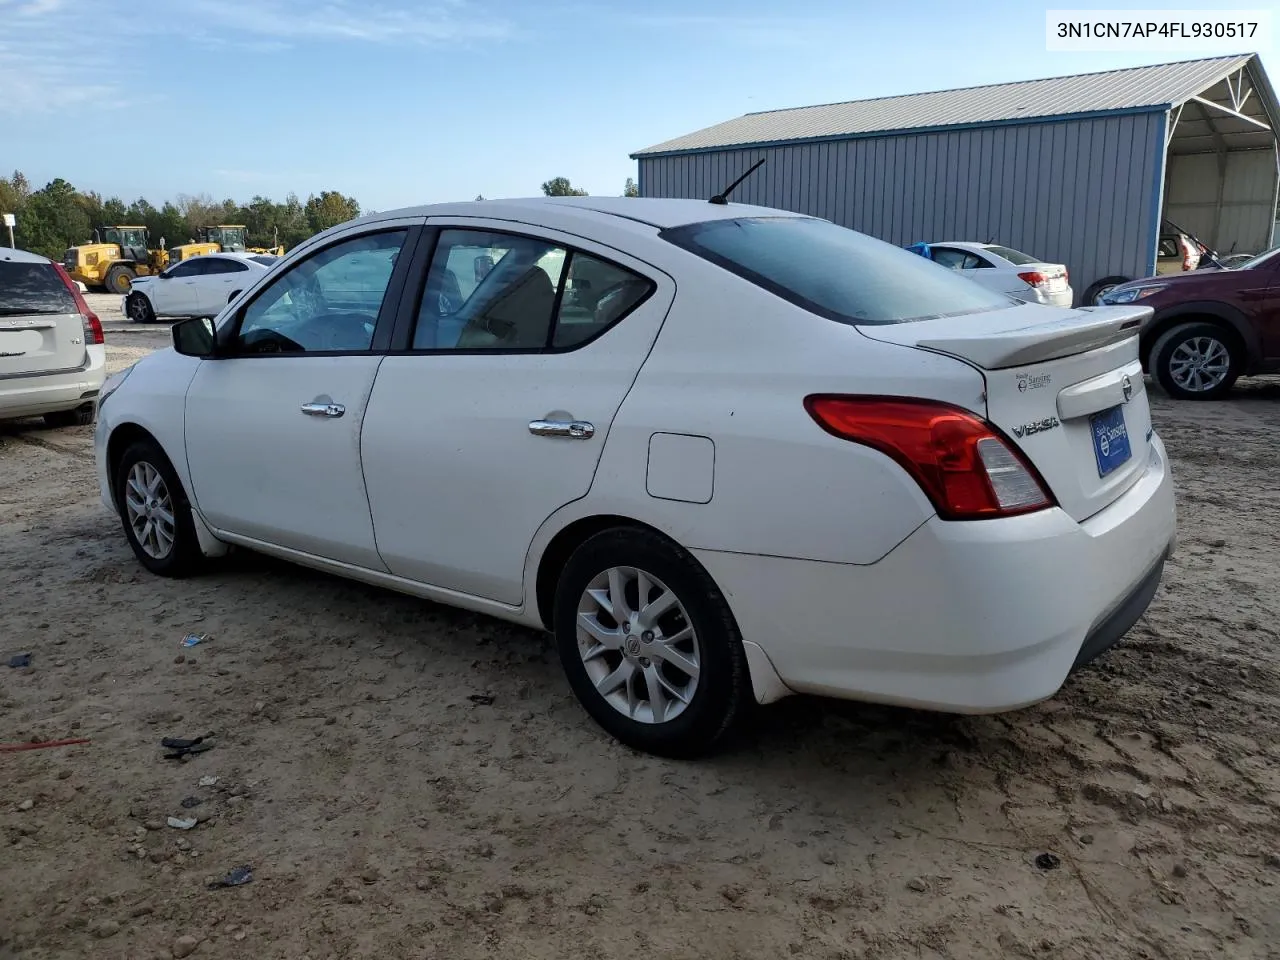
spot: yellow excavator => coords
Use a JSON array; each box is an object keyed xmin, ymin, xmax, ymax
[
  {"xmin": 168, "ymin": 225, "xmax": 286, "ymax": 263},
  {"xmin": 62, "ymin": 226, "xmax": 169, "ymax": 294}
]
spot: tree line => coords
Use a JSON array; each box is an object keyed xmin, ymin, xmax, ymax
[
  {"xmin": 0, "ymin": 170, "xmax": 642, "ymax": 260},
  {"xmin": 0, "ymin": 170, "xmax": 361, "ymax": 260}
]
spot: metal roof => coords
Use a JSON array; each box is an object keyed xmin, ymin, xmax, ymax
[{"xmin": 634, "ymin": 54, "xmax": 1272, "ymax": 157}]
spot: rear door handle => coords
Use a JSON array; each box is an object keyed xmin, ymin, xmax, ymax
[
  {"xmin": 301, "ymin": 402, "xmax": 345, "ymax": 418},
  {"xmin": 529, "ymin": 419, "xmax": 594, "ymax": 439}
]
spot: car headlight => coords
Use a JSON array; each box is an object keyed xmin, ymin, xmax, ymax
[
  {"xmin": 1102, "ymin": 284, "xmax": 1165, "ymax": 304},
  {"xmin": 98, "ymin": 364, "xmax": 135, "ymax": 411}
]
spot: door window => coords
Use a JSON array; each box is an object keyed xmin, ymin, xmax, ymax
[
  {"xmin": 931, "ymin": 248, "xmax": 988, "ymax": 270},
  {"xmin": 164, "ymin": 258, "xmax": 205, "ymax": 278},
  {"xmin": 412, "ymin": 229, "xmax": 652, "ymax": 351},
  {"xmin": 232, "ymin": 229, "xmax": 406, "ymax": 354},
  {"xmin": 202, "ymin": 258, "xmax": 250, "ymax": 275}
]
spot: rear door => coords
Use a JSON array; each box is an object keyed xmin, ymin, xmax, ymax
[
  {"xmin": 0, "ymin": 257, "xmax": 86, "ymax": 379},
  {"xmin": 360, "ymin": 221, "xmax": 673, "ymax": 605},
  {"xmin": 195, "ymin": 258, "xmax": 253, "ymax": 315}
]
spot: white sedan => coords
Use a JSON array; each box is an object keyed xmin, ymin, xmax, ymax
[
  {"xmin": 927, "ymin": 241, "xmax": 1074, "ymax": 307},
  {"xmin": 94, "ymin": 198, "xmax": 1176, "ymax": 757},
  {"xmin": 124, "ymin": 252, "xmax": 279, "ymax": 322}
]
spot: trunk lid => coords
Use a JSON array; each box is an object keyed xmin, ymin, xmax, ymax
[
  {"xmin": 0, "ymin": 259, "xmax": 88, "ymax": 378},
  {"xmin": 858, "ymin": 303, "xmax": 1154, "ymax": 522}
]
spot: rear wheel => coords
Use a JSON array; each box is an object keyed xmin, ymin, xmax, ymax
[
  {"xmin": 105, "ymin": 264, "xmax": 136, "ymax": 294},
  {"xmin": 113, "ymin": 440, "xmax": 203, "ymax": 577},
  {"xmin": 43, "ymin": 405, "xmax": 94, "ymax": 428},
  {"xmin": 125, "ymin": 292, "xmax": 155, "ymax": 323},
  {"xmin": 1083, "ymin": 275, "xmax": 1131, "ymax": 305},
  {"xmin": 1150, "ymin": 321, "xmax": 1241, "ymax": 401},
  {"xmin": 553, "ymin": 527, "xmax": 748, "ymax": 758}
]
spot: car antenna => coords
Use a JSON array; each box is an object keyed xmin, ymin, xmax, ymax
[{"xmin": 710, "ymin": 158, "xmax": 766, "ymax": 205}]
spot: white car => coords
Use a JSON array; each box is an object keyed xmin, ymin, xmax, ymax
[
  {"xmin": 1, "ymin": 247, "xmax": 106, "ymax": 427},
  {"xmin": 94, "ymin": 198, "xmax": 1176, "ymax": 757},
  {"xmin": 124, "ymin": 252, "xmax": 279, "ymax": 322},
  {"xmin": 927, "ymin": 242, "xmax": 1074, "ymax": 308}
]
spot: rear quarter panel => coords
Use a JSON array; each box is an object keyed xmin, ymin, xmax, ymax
[{"xmin": 534, "ymin": 256, "xmax": 988, "ymax": 568}]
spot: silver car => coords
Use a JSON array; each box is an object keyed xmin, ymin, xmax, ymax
[{"xmin": 0, "ymin": 247, "xmax": 106, "ymax": 427}]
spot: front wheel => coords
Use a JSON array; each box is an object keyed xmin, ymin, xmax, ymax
[
  {"xmin": 113, "ymin": 440, "xmax": 203, "ymax": 576},
  {"xmin": 125, "ymin": 293, "xmax": 155, "ymax": 324},
  {"xmin": 106, "ymin": 264, "xmax": 136, "ymax": 294},
  {"xmin": 1083, "ymin": 275, "xmax": 1131, "ymax": 305},
  {"xmin": 1150, "ymin": 322, "xmax": 1241, "ymax": 400},
  {"xmin": 553, "ymin": 527, "xmax": 749, "ymax": 758}
]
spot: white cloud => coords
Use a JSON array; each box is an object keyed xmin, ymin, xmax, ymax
[{"xmin": 180, "ymin": 0, "xmax": 515, "ymax": 45}]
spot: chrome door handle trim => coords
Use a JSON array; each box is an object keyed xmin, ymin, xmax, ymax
[
  {"xmin": 301, "ymin": 402, "xmax": 345, "ymax": 418},
  {"xmin": 529, "ymin": 419, "xmax": 594, "ymax": 439}
]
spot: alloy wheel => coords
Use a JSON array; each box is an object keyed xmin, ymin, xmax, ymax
[
  {"xmin": 124, "ymin": 461, "xmax": 176, "ymax": 560},
  {"xmin": 575, "ymin": 566, "xmax": 701, "ymax": 724},
  {"xmin": 1168, "ymin": 336, "xmax": 1230, "ymax": 393}
]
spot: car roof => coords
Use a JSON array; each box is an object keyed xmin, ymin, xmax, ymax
[
  {"xmin": 0, "ymin": 247, "xmax": 52, "ymax": 265},
  {"xmin": 351, "ymin": 196, "xmax": 814, "ymax": 231}
]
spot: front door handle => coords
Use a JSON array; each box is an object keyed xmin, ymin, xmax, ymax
[
  {"xmin": 301, "ymin": 401, "xmax": 345, "ymax": 418},
  {"xmin": 529, "ymin": 419, "xmax": 594, "ymax": 439}
]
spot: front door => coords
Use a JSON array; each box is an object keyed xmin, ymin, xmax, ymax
[
  {"xmin": 360, "ymin": 222, "xmax": 674, "ymax": 605},
  {"xmin": 155, "ymin": 258, "xmax": 205, "ymax": 316},
  {"xmin": 184, "ymin": 224, "xmax": 418, "ymax": 568}
]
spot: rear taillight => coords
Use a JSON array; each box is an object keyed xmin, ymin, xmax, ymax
[
  {"xmin": 804, "ymin": 396, "xmax": 1055, "ymax": 520},
  {"xmin": 1017, "ymin": 271, "xmax": 1048, "ymax": 287},
  {"xmin": 53, "ymin": 263, "xmax": 104, "ymax": 345}
]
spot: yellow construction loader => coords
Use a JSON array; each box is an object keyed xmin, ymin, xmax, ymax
[
  {"xmin": 62, "ymin": 226, "xmax": 169, "ymax": 294},
  {"xmin": 167, "ymin": 225, "xmax": 285, "ymax": 263}
]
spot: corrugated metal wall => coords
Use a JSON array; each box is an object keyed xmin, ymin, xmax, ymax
[
  {"xmin": 1165, "ymin": 150, "xmax": 1278, "ymax": 255},
  {"xmin": 639, "ymin": 111, "xmax": 1167, "ymax": 300}
]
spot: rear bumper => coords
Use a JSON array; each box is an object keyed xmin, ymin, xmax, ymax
[
  {"xmin": 695, "ymin": 435, "xmax": 1176, "ymax": 712},
  {"xmin": 0, "ymin": 346, "xmax": 106, "ymax": 420}
]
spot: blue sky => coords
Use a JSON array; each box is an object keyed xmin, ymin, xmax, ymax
[{"xmin": 2, "ymin": 0, "xmax": 1275, "ymax": 211}]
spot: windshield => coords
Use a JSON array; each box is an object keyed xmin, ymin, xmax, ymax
[
  {"xmin": 1236, "ymin": 246, "xmax": 1280, "ymax": 271},
  {"xmin": 661, "ymin": 217, "xmax": 1013, "ymax": 325}
]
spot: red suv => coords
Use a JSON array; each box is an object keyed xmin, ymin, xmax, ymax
[{"xmin": 1100, "ymin": 248, "xmax": 1280, "ymax": 400}]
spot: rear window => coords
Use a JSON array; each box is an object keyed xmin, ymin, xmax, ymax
[
  {"xmin": 250, "ymin": 256, "xmax": 279, "ymax": 267},
  {"xmin": 984, "ymin": 245, "xmax": 1039, "ymax": 266},
  {"xmin": 661, "ymin": 217, "xmax": 1013, "ymax": 325},
  {"xmin": 0, "ymin": 261, "xmax": 76, "ymax": 315}
]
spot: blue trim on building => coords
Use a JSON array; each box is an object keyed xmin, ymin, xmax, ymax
[
  {"xmin": 631, "ymin": 105, "xmax": 1172, "ymax": 159},
  {"xmin": 1147, "ymin": 110, "xmax": 1169, "ymax": 277}
]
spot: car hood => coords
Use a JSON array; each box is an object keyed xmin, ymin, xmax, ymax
[
  {"xmin": 130, "ymin": 276, "xmax": 154, "ymax": 287},
  {"xmin": 1108, "ymin": 270, "xmax": 1234, "ymax": 297}
]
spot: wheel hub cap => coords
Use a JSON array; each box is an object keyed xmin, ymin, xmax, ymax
[
  {"xmin": 124, "ymin": 461, "xmax": 176, "ymax": 560},
  {"xmin": 1169, "ymin": 336, "xmax": 1229, "ymax": 392},
  {"xmin": 575, "ymin": 566, "xmax": 701, "ymax": 725}
]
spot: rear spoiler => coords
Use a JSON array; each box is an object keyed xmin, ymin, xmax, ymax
[{"xmin": 914, "ymin": 306, "xmax": 1151, "ymax": 370}]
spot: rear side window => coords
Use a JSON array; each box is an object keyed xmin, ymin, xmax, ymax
[
  {"xmin": 0, "ymin": 261, "xmax": 76, "ymax": 315},
  {"xmin": 985, "ymin": 245, "xmax": 1038, "ymax": 265},
  {"xmin": 661, "ymin": 217, "xmax": 1012, "ymax": 325}
]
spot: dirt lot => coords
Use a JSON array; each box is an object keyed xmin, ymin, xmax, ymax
[{"xmin": 2, "ymin": 329, "xmax": 1279, "ymax": 960}]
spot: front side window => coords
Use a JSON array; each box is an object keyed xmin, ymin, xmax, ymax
[
  {"xmin": 165, "ymin": 259, "xmax": 204, "ymax": 278},
  {"xmin": 233, "ymin": 229, "xmax": 406, "ymax": 354},
  {"xmin": 202, "ymin": 259, "xmax": 249, "ymax": 275},
  {"xmin": 662, "ymin": 217, "xmax": 1013, "ymax": 325}
]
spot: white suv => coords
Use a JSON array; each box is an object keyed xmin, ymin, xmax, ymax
[{"xmin": 0, "ymin": 247, "xmax": 106, "ymax": 427}]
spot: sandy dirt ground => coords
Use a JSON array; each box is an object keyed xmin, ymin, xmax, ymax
[{"xmin": 2, "ymin": 321, "xmax": 1279, "ymax": 960}]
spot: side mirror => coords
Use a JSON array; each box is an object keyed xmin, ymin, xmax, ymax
[{"xmin": 172, "ymin": 317, "xmax": 216, "ymax": 358}]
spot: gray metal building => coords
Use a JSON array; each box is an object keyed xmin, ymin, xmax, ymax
[{"xmin": 633, "ymin": 55, "xmax": 1279, "ymax": 303}]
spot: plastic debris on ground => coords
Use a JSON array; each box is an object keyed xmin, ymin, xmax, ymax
[
  {"xmin": 468, "ymin": 694, "xmax": 495, "ymax": 706},
  {"xmin": 7, "ymin": 653, "xmax": 31, "ymax": 668},
  {"xmin": 167, "ymin": 816, "xmax": 198, "ymax": 830},
  {"xmin": 181, "ymin": 634, "xmax": 209, "ymax": 648},
  {"xmin": 161, "ymin": 735, "xmax": 215, "ymax": 760},
  {"xmin": 198, "ymin": 776, "xmax": 220, "ymax": 787},
  {"xmin": 208, "ymin": 865, "xmax": 254, "ymax": 889}
]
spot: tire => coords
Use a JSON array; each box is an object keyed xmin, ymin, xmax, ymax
[
  {"xmin": 1083, "ymin": 276, "xmax": 1131, "ymax": 305},
  {"xmin": 553, "ymin": 527, "xmax": 748, "ymax": 758},
  {"xmin": 43, "ymin": 405, "xmax": 94, "ymax": 428},
  {"xmin": 1150, "ymin": 321, "xmax": 1242, "ymax": 401},
  {"xmin": 105, "ymin": 264, "xmax": 136, "ymax": 294},
  {"xmin": 125, "ymin": 292, "xmax": 156, "ymax": 323},
  {"xmin": 113, "ymin": 439, "xmax": 203, "ymax": 577}
]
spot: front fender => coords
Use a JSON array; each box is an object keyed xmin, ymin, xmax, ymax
[{"xmin": 1143, "ymin": 301, "xmax": 1261, "ymax": 368}]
